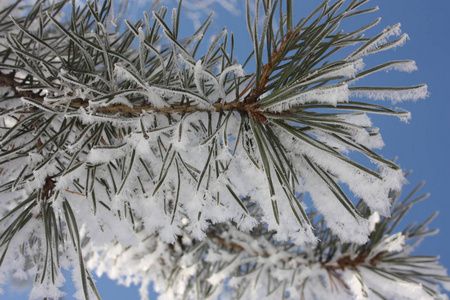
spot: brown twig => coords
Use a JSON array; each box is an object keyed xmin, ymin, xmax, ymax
[
  {"xmin": 0, "ymin": 71, "xmax": 270, "ymax": 123},
  {"xmin": 206, "ymin": 231, "xmax": 384, "ymax": 272},
  {"xmin": 243, "ymin": 29, "xmax": 299, "ymax": 106}
]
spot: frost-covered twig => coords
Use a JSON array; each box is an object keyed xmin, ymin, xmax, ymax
[{"xmin": 84, "ymin": 182, "xmax": 450, "ymax": 300}]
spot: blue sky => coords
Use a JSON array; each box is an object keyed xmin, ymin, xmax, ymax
[{"xmin": 2, "ymin": 0, "xmax": 450, "ymax": 299}]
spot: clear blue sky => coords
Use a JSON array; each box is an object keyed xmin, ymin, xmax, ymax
[{"xmin": 2, "ymin": 0, "xmax": 449, "ymax": 299}]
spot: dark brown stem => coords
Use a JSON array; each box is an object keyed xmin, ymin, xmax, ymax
[
  {"xmin": 243, "ymin": 29, "xmax": 299, "ymax": 106},
  {"xmin": 206, "ymin": 231, "xmax": 384, "ymax": 272},
  {"xmin": 0, "ymin": 71, "xmax": 269, "ymax": 123}
]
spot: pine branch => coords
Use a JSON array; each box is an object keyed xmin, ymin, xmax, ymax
[
  {"xmin": 0, "ymin": 0, "xmax": 446, "ymax": 299},
  {"xmin": 0, "ymin": 70, "xmax": 267, "ymax": 119},
  {"xmin": 83, "ymin": 181, "xmax": 450, "ymax": 299}
]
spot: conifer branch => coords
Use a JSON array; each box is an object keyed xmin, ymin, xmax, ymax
[{"xmin": 0, "ymin": 0, "xmax": 447, "ymax": 299}]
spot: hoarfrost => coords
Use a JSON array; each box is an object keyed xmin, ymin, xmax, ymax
[
  {"xmin": 360, "ymin": 267, "xmax": 434, "ymax": 300},
  {"xmin": 370, "ymin": 232, "xmax": 405, "ymax": 255},
  {"xmin": 348, "ymin": 23, "xmax": 405, "ymax": 59},
  {"xmin": 268, "ymin": 83, "xmax": 350, "ymax": 112},
  {"xmin": 351, "ymin": 84, "xmax": 428, "ymax": 103},
  {"xmin": 29, "ymin": 271, "xmax": 66, "ymax": 300},
  {"xmin": 368, "ymin": 211, "xmax": 381, "ymax": 232},
  {"xmin": 315, "ymin": 59, "xmax": 365, "ymax": 80}
]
